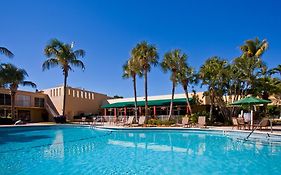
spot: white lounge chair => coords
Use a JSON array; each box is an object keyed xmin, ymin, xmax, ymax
[
  {"xmin": 132, "ymin": 116, "xmax": 146, "ymax": 127},
  {"xmin": 123, "ymin": 116, "xmax": 134, "ymax": 127},
  {"xmin": 196, "ymin": 116, "xmax": 206, "ymax": 128}
]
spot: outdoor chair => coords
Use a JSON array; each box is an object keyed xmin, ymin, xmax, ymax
[
  {"xmin": 232, "ymin": 117, "xmax": 244, "ymax": 130},
  {"xmin": 232, "ymin": 117, "xmax": 238, "ymax": 129},
  {"xmin": 196, "ymin": 116, "xmax": 206, "ymax": 128},
  {"xmin": 236, "ymin": 117, "xmax": 251, "ymax": 130},
  {"xmin": 132, "ymin": 116, "xmax": 146, "ymax": 127},
  {"xmin": 123, "ymin": 116, "xmax": 134, "ymax": 127},
  {"xmin": 254, "ymin": 118, "xmax": 270, "ymax": 130},
  {"xmin": 181, "ymin": 117, "xmax": 191, "ymax": 128},
  {"xmin": 80, "ymin": 117, "xmax": 86, "ymax": 125}
]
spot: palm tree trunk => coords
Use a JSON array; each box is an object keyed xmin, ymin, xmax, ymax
[
  {"xmin": 144, "ymin": 69, "xmax": 148, "ymax": 116},
  {"xmin": 10, "ymin": 90, "xmax": 16, "ymax": 120},
  {"xmin": 183, "ymin": 85, "xmax": 192, "ymax": 115},
  {"xmin": 133, "ymin": 75, "xmax": 138, "ymax": 120},
  {"xmin": 209, "ymin": 90, "xmax": 214, "ymax": 122},
  {"xmin": 62, "ymin": 73, "xmax": 68, "ymax": 117},
  {"xmin": 169, "ymin": 81, "xmax": 175, "ymax": 119}
]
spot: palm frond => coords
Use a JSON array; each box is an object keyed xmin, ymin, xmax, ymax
[
  {"xmin": 74, "ymin": 49, "xmax": 86, "ymax": 58},
  {"xmin": 42, "ymin": 58, "xmax": 59, "ymax": 71},
  {"xmin": 0, "ymin": 47, "xmax": 14, "ymax": 58},
  {"xmin": 21, "ymin": 81, "xmax": 37, "ymax": 88},
  {"xmin": 70, "ymin": 59, "xmax": 85, "ymax": 70}
]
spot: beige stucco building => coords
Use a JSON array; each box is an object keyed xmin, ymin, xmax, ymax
[
  {"xmin": 0, "ymin": 85, "xmax": 109, "ymax": 122},
  {"xmin": 0, "ymin": 88, "xmax": 56, "ymax": 122},
  {"xmin": 42, "ymin": 85, "xmax": 109, "ymax": 120}
]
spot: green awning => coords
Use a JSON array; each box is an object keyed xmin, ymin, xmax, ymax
[{"xmin": 101, "ymin": 98, "xmax": 193, "ymax": 108}]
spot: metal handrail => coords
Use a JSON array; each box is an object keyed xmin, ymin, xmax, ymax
[{"xmin": 245, "ymin": 119, "xmax": 271, "ymax": 140}]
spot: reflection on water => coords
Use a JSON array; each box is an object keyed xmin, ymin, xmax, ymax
[
  {"xmin": 44, "ymin": 130, "xmax": 64, "ymax": 159},
  {"xmin": 107, "ymin": 131, "xmax": 281, "ymax": 156},
  {"xmin": 107, "ymin": 131, "xmax": 209, "ymax": 156}
]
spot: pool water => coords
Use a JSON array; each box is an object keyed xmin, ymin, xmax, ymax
[{"xmin": 0, "ymin": 126, "xmax": 280, "ymax": 175}]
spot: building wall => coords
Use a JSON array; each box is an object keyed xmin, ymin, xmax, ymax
[
  {"xmin": 43, "ymin": 86, "xmax": 109, "ymax": 120},
  {"xmin": 0, "ymin": 88, "xmax": 50, "ymax": 122}
]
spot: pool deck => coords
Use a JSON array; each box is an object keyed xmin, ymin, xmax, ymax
[{"xmin": 1, "ymin": 122, "xmax": 281, "ymax": 136}]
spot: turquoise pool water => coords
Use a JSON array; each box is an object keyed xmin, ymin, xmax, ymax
[{"xmin": 0, "ymin": 126, "xmax": 280, "ymax": 175}]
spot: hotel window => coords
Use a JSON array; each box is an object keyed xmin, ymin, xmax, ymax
[
  {"xmin": 81, "ymin": 91, "xmax": 84, "ymax": 98},
  {"xmin": 0, "ymin": 93, "xmax": 11, "ymax": 105},
  {"xmin": 16, "ymin": 95, "xmax": 31, "ymax": 107},
  {"xmin": 34, "ymin": 97, "xmax": 45, "ymax": 107},
  {"xmin": 85, "ymin": 92, "xmax": 88, "ymax": 99},
  {"xmin": 77, "ymin": 90, "xmax": 79, "ymax": 98}
]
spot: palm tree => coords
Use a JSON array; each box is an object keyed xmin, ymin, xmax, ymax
[
  {"xmin": 0, "ymin": 63, "xmax": 36, "ymax": 119},
  {"xmin": 270, "ymin": 64, "xmax": 281, "ymax": 77},
  {"xmin": 42, "ymin": 39, "xmax": 85, "ymax": 117},
  {"xmin": 199, "ymin": 57, "xmax": 228, "ymax": 122},
  {"xmin": 178, "ymin": 65, "xmax": 197, "ymax": 115},
  {"xmin": 132, "ymin": 41, "xmax": 158, "ymax": 116},
  {"xmin": 161, "ymin": 49, "xmax": 188, "ymax": 118},
  {"xmin": 0, "ymin": 47, "xmax": 14, "ymax": 58},
  {"xmin": 238, "ymin": 38, "xmax": 269, "ymax": 96},
  {"xmin": 122, "ymin": 58, "xmax": 142, "ymax": 119},
  {"xmin": 240, "ymin": 37, "xmax": 268, "ymax": 59}
]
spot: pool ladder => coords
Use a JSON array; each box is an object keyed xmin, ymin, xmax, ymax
[{"xmin": 245, "ymin": 119, "xmax": 272, "ymax": 140}]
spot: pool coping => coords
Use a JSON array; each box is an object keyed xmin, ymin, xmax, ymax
[{"xmin": 1, "ymin": 123, "xmax": 281, "ymax": 137}]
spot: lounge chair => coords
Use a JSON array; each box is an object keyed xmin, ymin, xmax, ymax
[
  {"xmin": 80, "ymin": 117, "xmax": 86, "ymax": 124},
  {"xmin": 182, "ymin": 117, "xmax": 191, "ymax": 128},
  {"xmin": 232, "ymin": 117, "xmax": 244, "ymax": 130},
  {"xmin": 254, "ymin": 118, "xmax": 269, "ymax": 130},
  {"xmin": 123, "ymin": 116, "xmax": 134, "ymax": 127},
  {"xmin": 132, "ymin": 116, "xmax": 146, "ymax": 127},
  {"xmin": 236, "ymin": 117, "xmax": 250, "ymax": 130},
  {"xmin": 232, "ymin": 117, "xmax": 238, "ymax": 129},
  {"xmin": 196, "ymin": 116, "xmax": 206, "ymax": 128}
]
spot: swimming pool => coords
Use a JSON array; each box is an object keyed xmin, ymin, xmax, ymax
[{"xmin": 0, "ymin": 126, "xmax": 280, "ymax": 175}]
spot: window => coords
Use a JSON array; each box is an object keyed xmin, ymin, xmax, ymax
[
  {"xmin": 0, "ymin": 93, "xmax": 11, "ymax": 105},
  {"xmin": 81, "ymin": 91, "xmax": 84, "ymax": 98},
  {"xmin": 35, "ymin": 97, "xmax": 45, "ymax": 107},
  {"xmin": 16, "ymin": 95, "xmax": 31, "ymax": 107}
]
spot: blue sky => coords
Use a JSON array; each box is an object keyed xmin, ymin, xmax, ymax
[{"xmin": 1, "ymin": 0, "xmax": 280, "ymax": 97}]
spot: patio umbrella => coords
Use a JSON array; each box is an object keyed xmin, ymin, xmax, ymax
[{"xmin": 231, "ymin": 96, "xmax": 271, "ymax": 128}]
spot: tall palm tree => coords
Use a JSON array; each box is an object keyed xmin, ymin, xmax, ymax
[
  {"xmin": 0, "ymin": 63, "xmax": 36, "ymax": 119},
  {"xmin": 199, "ymin": 57, "xmax": 228, "ymax": 122},
  {"xmin": 161, "ymin": 49, "xmax": 186, "ymax": 118},
  {"xmin": 122, "ymin": 58, "xmax": 142, "ymax": 119},
  {"xmin": 43, "ymin": 39, "xmax": 85, "ymax": 117},
  {"xmin": 238, "ymin": 38, "xmax": 269, "ymax": 95},
  {"xmin": 0, "ymin": 47, "xmax": 14, "ymax": 58},
  {"xmin": 240, "ymin": 37, "xmax": 268, "ymax": 59},
  {"xmin": 132, "ymin": 41, "xmax": 158, "ymax": 116},
  {"xmin": 178, "ymin": 65, "xmax": 197, "ymax": 115}
]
